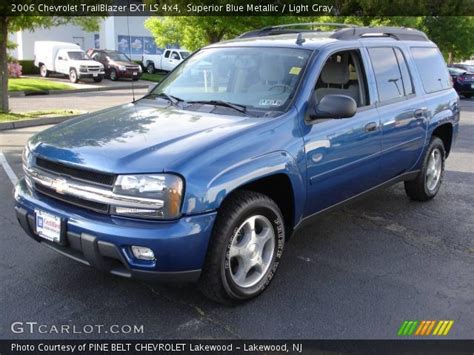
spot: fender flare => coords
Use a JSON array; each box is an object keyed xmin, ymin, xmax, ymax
[{"xmin": 183, "ymin": 150, "xmax": 306, "ymax": 228}]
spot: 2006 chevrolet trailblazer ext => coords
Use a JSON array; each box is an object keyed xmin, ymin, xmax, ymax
[{"xmin": 15, "ymin": 24, "xmax": 459, "ymax": 303}]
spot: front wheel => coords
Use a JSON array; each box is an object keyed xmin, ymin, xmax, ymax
[
  {"xmin": 69, "ymin": 69, "xmax": 79, "ymax": 83},
  {"xmin": 199, "ymin": 190, "xmax": 285, "ymax": 304},
  {"xmin": 109, "ymin": 69, "xmax": 118, "ymax": 81},
  {"xmin": 404, "ymin": 137, "xmax": 445, "ymax": 201}
]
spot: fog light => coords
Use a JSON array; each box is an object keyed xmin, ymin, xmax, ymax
[{"xmin": 131, "ymin": 246, "xmax": 155, "ymax": 261}]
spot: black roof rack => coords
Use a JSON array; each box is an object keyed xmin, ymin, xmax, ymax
[
  {"xmin": 331, "ymin": 26, "xmax": 429, "ymax": 42},
  {"xmin": 238, "ymin": 22, "xmax": 358, "ymax": 39}
]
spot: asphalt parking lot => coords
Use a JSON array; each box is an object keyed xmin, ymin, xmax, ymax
[{"xmin": 0, "ymin": 99, "xmax": 473, "ymax": 340}]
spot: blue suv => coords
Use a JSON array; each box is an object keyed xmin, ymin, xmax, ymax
[{"xmin": 14, "ymin": 24, "xmax": 460, "ymax": 303}]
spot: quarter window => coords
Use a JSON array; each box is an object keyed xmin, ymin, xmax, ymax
[{"xmin": 411, "ymin": 47, "xmax": 451, "ymax": 93}]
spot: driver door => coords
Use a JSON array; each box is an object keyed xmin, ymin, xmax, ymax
[{"xmin": 303, "ymin": 49, "xmax": 383, "ymax": 215}]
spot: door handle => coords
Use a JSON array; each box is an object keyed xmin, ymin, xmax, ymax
[
  {"xmin": 364, "ymin": 122, "xmax": 378, "ymax": 132},
  {"xmin": 414, "ymin": 108, "xmax": 427, "ymax": 118}
]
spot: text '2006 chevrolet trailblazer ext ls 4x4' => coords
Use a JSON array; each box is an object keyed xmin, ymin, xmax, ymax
[{"xmin": 15, "ymin": 24, "xmax": 460, "ymax": 304}]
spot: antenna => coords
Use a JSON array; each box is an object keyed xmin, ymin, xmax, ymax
[{"xmin": 126, "ymin": 3, "xmax": 136, "ymax": 103}]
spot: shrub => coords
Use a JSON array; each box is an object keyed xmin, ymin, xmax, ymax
[
  {"xmin": 8, "ymin": 62, "xmax": 22, "ymax": 78},
  {"xmin": 18, "ymin": 60, "xmax": 39, "ymax": 75}
]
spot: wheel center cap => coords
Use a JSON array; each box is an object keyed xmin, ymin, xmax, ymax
[{"xmin": 248, "ymin": 243, "xmax": 258, "ymax": 258}]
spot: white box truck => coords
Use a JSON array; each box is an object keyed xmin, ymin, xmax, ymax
[
  {"xmin": 142, "ymin": 49, "xmax": 190, "ymax": 73},
  {"xmin": 34, "ymin": 41, "xmax": 105, "ymax": 83}
]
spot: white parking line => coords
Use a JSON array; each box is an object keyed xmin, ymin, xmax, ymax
[{"xmin": 0, "ymin": 151, "xmax": 18, "ymax": 185}]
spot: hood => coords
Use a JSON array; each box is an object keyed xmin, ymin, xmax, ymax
[
  {"xmin": 29, "ymin": 101, "xmax": 255, "ymax": 174},
  {"xmin": 112, "ymin": 60, "xmax": 139, "ymax": 67},
  {"xmin": 76, "ymin": 59, "xmax": 103, "ymax": 67}
]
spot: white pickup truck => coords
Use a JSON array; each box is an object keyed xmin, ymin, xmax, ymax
[
  {"xmin": 34, "ymin": 41, "xmax": 105, "ymax": 83},
  {"xmin": 142, "ymin": 49, "xmax": 190, "ymax": 73}
]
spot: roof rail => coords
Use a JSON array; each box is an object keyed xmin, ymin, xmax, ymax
[
  {"xmin": 238, "ymin": 22, "xmax": 359, "ymax": 39},
  {"xmin": 331, "ymin": 26, "xmax": 429, "ymax": 42}
]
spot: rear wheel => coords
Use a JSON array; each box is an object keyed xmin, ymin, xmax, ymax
[
  {"xmin": 40, "ymin": 64, "xmax": 49, "ymax": 77},
  {"xmin": 199, "ymin": 191, "xmax": 285, "ymax": 304},
  {"xmin": 93, "ymin": 76, "xmax": 102, "ymax": 83},
  {"xmin": 69, "ymin": 69, "xmax": 78, "ymax": 83},
  {"xmin": 146, "ymin": 63, "xmax": 155, "ymax": 74},
  {"xmin": 404, "ymin": 137, "xmax": 445, "ymax": 201}
]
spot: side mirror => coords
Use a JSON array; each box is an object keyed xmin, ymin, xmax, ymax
[{"xmin": 308, "ymin": 94, "xmax": 357, "ymax": 121}]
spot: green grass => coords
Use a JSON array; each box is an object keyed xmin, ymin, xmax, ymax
[
  {"xmin": 140, "ymin": 72, "xmax": 165, "ymax": 82},
  {"xmin": 0, "ymin": 110, "xmax": 83, "ymax": 123},
  {"xmin": 8, "ymin": 78, "xmax": 73, "ymax": 92}
]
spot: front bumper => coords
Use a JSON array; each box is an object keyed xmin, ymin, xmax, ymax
[
  {"xmin": 14, "ymin": 178, "xmax": 216, "ymax": 282},
  {"xmin": 78, "ymin": 72, "xmax": 105, "ymax": 79},
  {"xmin": 117, "ymin": 70, "xmax": 141, "ymax": 79}
]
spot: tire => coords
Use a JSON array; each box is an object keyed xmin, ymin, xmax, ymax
[
  {"xmin": 40, "ymin": 64, "xmax": 49, "ymax": 78},
  {"xmin": 132, "ymin": 77, "xmax": 140, "ymax": 81},
  {"xmin": 199, "ymin": 190, "xmax": 285, "ymax": 304},
  {"xmin": 464, "ymin": 94, "xmax": 472, "ymax": 99},
  {"xmin": 146, "ymin": 63, "xmax": 155, "ymax": 74},
  {"xmin": 93, "ymin": 76, "xmax": 102, "ymax": 83},
  {"xmin": 69, "ymin": 69, "xmax": 78, "ymax": 83},
  {"xmin": 404, "ymin": 137, "xmax": 446, "ymax": 201},
  {"xmin": 109, "ymin": 69, "xmax": 118, "ymax": 81}
]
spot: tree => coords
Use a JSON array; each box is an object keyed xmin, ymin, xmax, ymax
[
  {"xmin": 0, "ymin": 14, "xmax": 101, "ymax": 113},
  {"xmin": 144, "ymin": 16, "xmax": 302, "ymax": 51}
]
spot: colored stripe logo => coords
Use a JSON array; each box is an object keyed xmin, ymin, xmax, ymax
[{"xmin": 397, "ymin": 320, "xmax": 454, "ymax": 336}]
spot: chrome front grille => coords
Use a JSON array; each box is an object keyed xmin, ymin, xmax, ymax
[{"xmin": 25, "ymin": 160, "xmax": 163, "ymax": 214}]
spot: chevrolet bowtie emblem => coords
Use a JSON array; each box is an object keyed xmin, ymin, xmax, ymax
[{"xmin": 51, "ymin": 178, "xmax": 69, "ymax": 195}]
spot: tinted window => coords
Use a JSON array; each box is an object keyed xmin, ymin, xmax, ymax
[
  {"xmin": 394, "ymin": 48, "xmax": 414, "ymax": 96},
  {"xmin": 368, "ymin": 48, "xmax": 405, "ymax": 102},
  {"xmin": 411, "ymin": 47, "xmax": 451, "ymax": 93},
  {"xmin": 164, "ymin": 51, "xmax": 170, "ymax": 58}
]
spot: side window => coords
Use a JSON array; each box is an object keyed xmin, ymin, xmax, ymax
[
  {"xmin": 164, "ymin": 50, "xmax": 170, "ymax": 59},
  {"xmin": 171, "ymin": 51, "xmax": 180, "ymax": 60},
  {"xmin": 411, "ymin": 47, "xmax": 451, "ymax": 93},
  {"xmin": 394, "ymin": 48, "xmax": 414, "ymax": 96},
  {"xmin": 314, "ymin": 50, "xmax": 369, "ymax": 107},
  {"xmin": 368, "ymin": 47, "xmax": 407, "ymax": 102}
]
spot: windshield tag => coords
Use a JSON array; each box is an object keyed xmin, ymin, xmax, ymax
[
  {"xmin": 289, "ymin": 67, "xmax": 302, "ymax": 75},
  {"xmin": 259, "ymin": 99, "xmax": 283, "ymax": 106}
]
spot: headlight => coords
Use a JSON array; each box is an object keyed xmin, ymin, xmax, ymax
[
  {"xmin": 118, "ymin": 65, "xmax": 126, "ymax": 71},
  {"xmin": 111, "ymin": 174, "xmax": 183, "ymax": 219},
  {"xmin": 22, "ymin": 145, "xmax": 32, "ymax": 169},
  {"xmin": 138, "ymin": 65, "xmax": 142, "ymax": 72}
]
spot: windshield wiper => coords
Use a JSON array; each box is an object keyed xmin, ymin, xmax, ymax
[
  {"xmin": 187, "ymin": 100, "xmax": 248, "ymax": 115},
  {"xmin": 147, "ymin": 92, "xmax": 184, "ymax": 107}
]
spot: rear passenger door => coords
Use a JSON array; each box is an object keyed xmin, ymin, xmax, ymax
[{"xmin": 367, "ymin": 46, "xmax": 427, "ymax": 181}]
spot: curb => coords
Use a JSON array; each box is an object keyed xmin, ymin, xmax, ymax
[
  {"xmin": 9, "ymin": 84, "xmax": 150, "ymax": 97},
  {"xmin": 0, "ymin": 115, "xmax": 81, "ymax": 131}
]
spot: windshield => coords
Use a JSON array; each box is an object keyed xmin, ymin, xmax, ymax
[
  {"xmin": 68, "ymin": 51, "xmax": 88, "ymax": 60},
  {"xmin": 107, "ymin": 52, "xmax": 131, "ymax": 62},
  {"xmin": 150, "ymin": 47, "xmax": 311, "ymax": 114}
]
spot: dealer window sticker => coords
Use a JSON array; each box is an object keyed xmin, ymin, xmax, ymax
[{"xmin": 259, "ymin": 99, "xmax": 283, "ymax": 106}]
